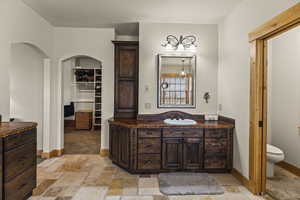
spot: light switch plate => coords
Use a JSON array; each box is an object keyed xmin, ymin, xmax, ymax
[{"xmin": 145, "ymin": 103, "xmax": 151, "ymax": 109}]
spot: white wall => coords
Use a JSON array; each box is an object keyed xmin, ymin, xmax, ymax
[
  {"xmin": 53, "ymin": 27, "xmax": 115, "ymax": 151},
  {"xmin": 267, "ymin": 26, "xmax": 300, "ymax": 167},
  {"xmin": 0, "ymin": 0, "xmax": 53, "ymax": 121},
  {"xmin": 10, "ymin": 43, "xmax": 46, "ymax": 150},
  {"xmin": 139, "ymin": 23, "xmax": 219, "ymax": 114},
  {"xmin": 218, "ymin": 0, "xmax": 300, "ymax": 178},
  {"xmin": 63, "ymin": 59, "xmax": 74, "ymax": 106},
  {"xmin": 115, "ymin": 35, "xmax": 139, "ymax": 41}
]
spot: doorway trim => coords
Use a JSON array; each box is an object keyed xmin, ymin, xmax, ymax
[
  {"xmin": 57, "ymin": 54, "xmax": 103, "ymax": 155},
  {"xmin": 248, "ymin": 3, "xmax": 300, "ymax": 194}
]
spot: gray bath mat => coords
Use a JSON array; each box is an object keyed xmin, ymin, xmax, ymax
[{"xmin": 159, "ymin": 173, "xmax": 224, "ymax": 195}]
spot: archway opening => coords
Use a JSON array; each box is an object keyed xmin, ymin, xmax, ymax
[
  {"xmin": 10, "ymin": 42, "xmax": 49, "ymax": 158},
  {"xmin": 62, "ymin": 56, "xmax": 102, "ymax": 154}
]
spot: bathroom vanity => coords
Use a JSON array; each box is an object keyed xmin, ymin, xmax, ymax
[{"xmin": 108, "ymin": 112, "xmax": 234, "ymax": 173}]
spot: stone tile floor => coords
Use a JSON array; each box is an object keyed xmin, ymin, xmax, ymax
[
  {"xmin": 30, "ymin": 155, "xmax": 271, "ymax": 200},
  {"xmin": 64, "ymin": 130, "xmax": 101, "ymax": 154}
]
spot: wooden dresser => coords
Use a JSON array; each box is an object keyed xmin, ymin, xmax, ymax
[
  {"xmin": 0, "ymin": 122, "xmax": 37, "ymax": 200},
  {"xmin": 109, "ymin": 111, "xmax": 235, "ymax": 174},
  {"xmin": 75, "ymin": 110, "xmax": 93, "ymax": 130}
]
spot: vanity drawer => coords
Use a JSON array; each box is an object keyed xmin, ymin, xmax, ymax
[
  {"xmin": 138, "ymin": 154, "xmax": 161, "ymax": 170},
  {"xmin": 4, "ymin": 141, "xmax": 36, "ymax": 182},
  {"xmin": 4, "ymin": 128, "xmax": 36, "ymax": 151},
  {"xmin": 205, "ymin": 129, "xmax": 228, "ymax": 139},
  {"xmin": 163, "ymin": 128, "xmax": 203, "ymax": 138},
  {"xmin": 138, "ymin": 138, "xmax": 161, "ymax": 154},
  {"xmin": 204, "ymin": 153, "xmax": 227, "ymax": 169},
  {"xmin": 205, "ymin": 138, "xmax": 227, "ymax": 153},
  {"xmin": 4, "ymin": 166, "xmax": 36, "ymax": 200},
  {"xmin": 139, "ymin": 128, "xmax": 161, "ymax": 138}
]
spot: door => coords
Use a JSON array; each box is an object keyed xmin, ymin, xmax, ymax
[
  {"xmin": 183, "ymin": 138, "xmax": 203, "ymax": 170},
  {"xmin": 109, "ymin": 125, "xmax": 119, "ymax": 163},
  {"xmin": 118, "ymin": 127, "xmax": 130, "ymax": 168},
  {"xmin": 162, "ymin": 138, "xmax": 183, "ymax": 170},
  {"xmin": 114, "ymin": 41, "xmax": 139, "ymax": 119}
]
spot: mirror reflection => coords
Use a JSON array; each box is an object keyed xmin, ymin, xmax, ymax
[{"xmin": 158, "ymin": 55, "xmax": 196, "ymax": 108}]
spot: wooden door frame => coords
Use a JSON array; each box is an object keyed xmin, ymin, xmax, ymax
[{"xmin": 248, "ymin": 3, "xmax": 300, "ymax": 194}]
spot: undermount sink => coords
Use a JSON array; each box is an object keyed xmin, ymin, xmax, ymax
[{"xmin": 163, "ymin": 118, "xmax": 197, "ymax": 125}]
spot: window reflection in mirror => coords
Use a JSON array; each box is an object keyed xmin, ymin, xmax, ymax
[{"xmin": 158, "ymin": 55, "xmax": 196, "ymax": 108}]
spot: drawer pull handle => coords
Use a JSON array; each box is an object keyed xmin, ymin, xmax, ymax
[
  {"xmin": 145, "ymin": 160, "xmax": 152, "ymax": 164},
  {"xmin": 18, "ymin": 183, "xmax": 27, "ymax": 190}
]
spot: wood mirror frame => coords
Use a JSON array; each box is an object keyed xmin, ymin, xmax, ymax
[{"xmin": 248, "ymin": 3, "xmax": 300, "ymax": 194}]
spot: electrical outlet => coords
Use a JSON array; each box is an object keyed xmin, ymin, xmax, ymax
[
  {"xmin": 218, "ymin": 104, "xmax": 222, "ymax": 111},
  {"xmin": 145, "ymin": 85, "xmax": 149, "ymax": 92}
]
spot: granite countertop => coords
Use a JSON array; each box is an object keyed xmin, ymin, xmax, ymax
[
  {"xmin": 108, "ymin": 118, "xmax": 234, "ymax": 129},
  {"xmin": 0, "ymin": 122, "xmax": 37, "ymax": 137}
]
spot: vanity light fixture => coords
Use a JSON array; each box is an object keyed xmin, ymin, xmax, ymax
[{"xmin": 161, "ymin": 35, "xmax": 197, "ymax": 51}]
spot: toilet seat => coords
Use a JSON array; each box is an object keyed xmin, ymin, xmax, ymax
[{"xmin": 267, "ymin": 144, "xmax": 283, "ymax": 155}]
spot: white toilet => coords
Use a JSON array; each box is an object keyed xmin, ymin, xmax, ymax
[{"xmin": 267, "ymin": 144, "xmax": 285, "ymax": 178}]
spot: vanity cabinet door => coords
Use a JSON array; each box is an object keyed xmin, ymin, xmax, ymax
[
  {"xmin": 109, "ymin": 125, "xmax": 119, "ymax": 163},
  {"xmin": 204, "ymin": 129, "xmax": 229, "ymax": 170},
  {"xmin": 113, "ymin": 41, "xmax": 139, "ymax": 119},
  {"xmin": 183, "ymin": 138, "xmax": 203, "ymax": 170},
  {"xmin": 118, "ymin": 127, "xmax": 130, "ymax": 168},
  {"xmin": 162, "ymin": 138, "xmax": 183, "ymax": 170}
]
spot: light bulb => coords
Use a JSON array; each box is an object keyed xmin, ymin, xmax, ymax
[
  {"xmin": 189, "ymin": 44, "xmax": 196, "ymax": 51},
  {"xmin": 177, "ymin": 43, "xmax": 184, "ymax": 51},
  {"xmin": 166, "ymin": 43, "xmax": 173, "ymax": 50},
  {"xmin": 181, "ymin": 70, "xmax": 186, "ymax": 76}
]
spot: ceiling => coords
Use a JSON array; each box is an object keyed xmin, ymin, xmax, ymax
[{"xmin": 23, "ymin": 0, "xmax": 242, "ymax": 35}]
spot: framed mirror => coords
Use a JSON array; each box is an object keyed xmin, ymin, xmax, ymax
[{"xmin": 158, "ymin": 54, "xmax": 196, "ymax": 108}]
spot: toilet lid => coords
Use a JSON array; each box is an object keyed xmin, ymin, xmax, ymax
[{"xmin": 267, "ymin": 144, "xmax": 283, "ymax": 155}]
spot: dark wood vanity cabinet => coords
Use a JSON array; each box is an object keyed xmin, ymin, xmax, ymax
[
  {"xmin": 109, "ymin": 125, "xmax": 131, "ymax": 168},
  {"xmin": 109, "ymin": 114, "xmax": 234, "ymax": 174},
  {"xmin": 162, "ymin": 138, "xmax": 183, "ymax": 170},
  {"xmin": 204, "ymin": 128, "xmax": 232, "ymax": 170},
  {"xmin": 0, "ymin": 122, "xmax": 37, "ymax": 200},
  {"xmin": 113, "ymin": 41, "xmax": 139, "ymax": 119},
  {"xmin": 183, "ymin": 137, "xmax": 203, "ymax": 170}
]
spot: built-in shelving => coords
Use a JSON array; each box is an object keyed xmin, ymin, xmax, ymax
[{"xmin": 72, "ymin": 57, "xmax": 102, "ymax": 130}]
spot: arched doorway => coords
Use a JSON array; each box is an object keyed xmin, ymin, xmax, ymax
[
  {"xmin": 10, "ymin": 42, "xmax": 50, "ymax": 158},
  {"xmin": 60, "ymin": 55, "xmax": 102, "ymax": 154}
]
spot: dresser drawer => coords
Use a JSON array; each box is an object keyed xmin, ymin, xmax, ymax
[
  {"xmin": 204, "ymin": 153, "xmax": 227, "ymax": 169},
  {"xmin": 4, "ymin": 141, "xmax": 36, "ymax": 182},
  {"xmin": 75, "ymin": 111, "xmax": 93, "ymax": 130},
  {"xmin": 205, "ymin": 138, "xmax": 227, "ymax": 154},
  {"xmin": 4, "ymin": 166, "xmax": 36, "ymax": 200},
  {"xmin": 138, "ymin": 154, "xmax": 161, "ymax": 170},
  {"xmin": 163, "ymin": 128, "xmax": 203, "ymax": 138},
  {"xmin": 4, "ymin": 128, "xmax": 36, "ymax": 151},
  {"xmin": 138, "ymin": 128, "xmax": 161, "ymax": 138},
  {"xmin": 138, "ymin": 138, "xmax": 161, "ymax": 154},
  {"xmin": 205, "ymin": 129, "xmax": 228, "ymax": 138},
  {"xmin": 75, "ymin": 111, "xmax": 92, "ymax": 121}
]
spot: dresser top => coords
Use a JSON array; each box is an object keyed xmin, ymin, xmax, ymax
[
  {"xmin": 0, "ymin": 122, "xmax": 37, "ymax": 137},
  {"xmin": 108, "ymin": 119, "xmax": 234, "ymax": 129}
]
